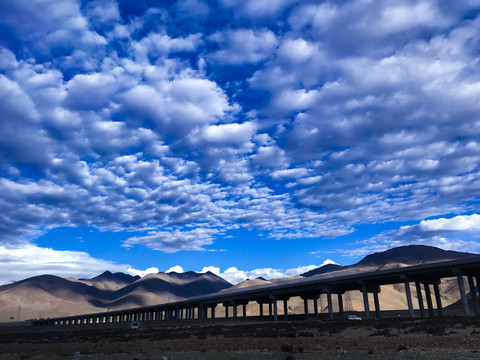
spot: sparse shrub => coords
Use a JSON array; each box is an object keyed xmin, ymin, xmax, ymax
[
  {"xmin": 369, "ymin": 329, "xmax": 391, "ymax": 337},
  {"xmin": 281, "ymin": 344, "xmax": 296, "ymax": 353},
  {"xmin": 427, "ymin": 327, "xmax": 445, "ymax": 336},
  {"xmin": 298, "ymin": 331, "xmax": 313, "ymax": 337}
]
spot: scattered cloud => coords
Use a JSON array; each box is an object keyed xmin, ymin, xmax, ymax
[
  {"xmin": 199, "ymin": 262, "xmax": 337, "ymax": 285},
  {"xmin": 126, "ymin": 267, "xmax": 159, "ymax": 277},
  {"xmin": 166, "ymin": 265, "xmax": 185, "ymax": 273},
  {"xmin": 1, "ymin": 0, "xmax": 480, "ymax": 278},
  {"xmin": 338, "ymin": 214, "xmax": 480, "ymax": 258},
  {"xmin": 0, "ymin": 244, "xmax": 129, "ymax": 284}
]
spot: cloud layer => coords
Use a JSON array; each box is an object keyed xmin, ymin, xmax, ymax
[{"xmin": 1, "ymin": 0, "xmax": 480, "ymax": 263}]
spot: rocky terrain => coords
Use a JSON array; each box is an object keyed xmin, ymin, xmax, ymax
[{"xmin": 1, "ymin": 317, "xmax": 480, "ymax": 359}]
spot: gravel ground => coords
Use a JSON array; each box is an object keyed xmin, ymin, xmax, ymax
[{"xmin": 1, "ymin": 317, "xmax": 480, "ymax": 359}]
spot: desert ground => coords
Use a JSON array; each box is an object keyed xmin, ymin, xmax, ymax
[{"xmin": 1, "ymin": 316, "xmax": 480, "ymax": 360}]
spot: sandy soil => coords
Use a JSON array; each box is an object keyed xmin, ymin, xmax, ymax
[{"xmin": 1, "ymin": 317, "xmax": 480, "ymax": 359}]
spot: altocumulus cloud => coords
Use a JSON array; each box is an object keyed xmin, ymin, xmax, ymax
[{"xmin": 0, "ymin": 0, "xmax": 480, "ymax": 278}]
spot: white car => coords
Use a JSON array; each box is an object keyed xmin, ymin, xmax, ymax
[{"xmin": 348, "ymin": 315, "xmax": 362, "ymax": 320}]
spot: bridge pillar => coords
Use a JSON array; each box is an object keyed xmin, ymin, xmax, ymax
[
  {"xmin": 337, "ymin": 293, "xmax": 344, "ymax": 319},
  {"xmin": 259, "ymin": 302, "xmax": 263, "ymax": 317},
  {"xmin": 243, "ymin": 303, "xmax": 247, "ymax": 318},
  {"xmin": 415, "ymin": 282, "xmax": 425, "ymax": 318},
  {"xmin": 211, "ymin": 305, "xmax": 216, "ymax": 319},
  {"xmin": 327, "ymin": 293, "xmax": 334, "ymax": 320},
  {"xmin": 424, "ymin": 284, "xmax": 434, "ymax": 317},
  {"xmin": 233, "ymin": 302, "xmax": 238, "ymax": 318},
  {"xmin": 468, "ymin": 276, "xmax": 480, "ymax": 316},
  {"xmin": 313, "ymin": 295, "xmax": 319, "ymax": 319},
  {"xmin": 457, "ymin": 275, "xmax": 470, "ymax": 316},
  {"xmin": 269, "ymin": 302, "xmax": 273, "ymax": 318},
  {"xmin": 224, "ymin": 304, "xmax": 229, "ymax": 318},
  {"xmin": 361, "ymin": 284, "xmax": 370, "ymax": 320},
  {"xmin": 476, "ymin": 276, "xmax": 480, "ymax": 312},
  {"xmin": 303, "ymin": 297, "xmax": 309, "ymax": 320},
  {"xmin": 433, "ymin": 283, "xmax": 443, "ymax": 317},
  {"xmin": 404, "ymin": 281, "xmax": 415, "ymax": 318},
  {"xmin": 373, "ymin": 290, "xmax": 381, "ymax": 319},
  {"xmin": 284, "ymin": 299, "xmax": 288, "ymax": 320},
  {"xmin": 269, "ymin": 295, "xmax": 278, "ymax": 321}
]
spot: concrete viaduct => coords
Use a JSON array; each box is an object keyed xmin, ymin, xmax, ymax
[{"xmin": 33, "ymin": 257, "xmax": 480, "ymax": 326}]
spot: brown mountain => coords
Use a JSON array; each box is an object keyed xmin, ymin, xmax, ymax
[
  {"xmin": 302, "ymin": 245, "xmax": 480, "ymax": 277},
  {"xmin": 0, "ymin": 271, "xmax": 232, "ymax": 322}
]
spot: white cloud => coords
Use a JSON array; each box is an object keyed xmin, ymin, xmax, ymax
[
  {"xmin": 138, "ymin": 33, "xmax": 202, "ymax": 57},
  {"xmin": 205, "ymin": 263, "xmax": 334, "ymax": 285},
  {"xmin": 271, "ymin": 168, "xmax": 310, "ymax": 179},
  {"xmin": 209, "ymin": 28, "xmax": 278, "ymax": 64},
  {"xmin": 195, "ymin": 122, "xmax": 257, "ymax": 146},
  {"xmin": 123, "ymin": 228, "xmax": 220, "ymax": 253},
  {"xmin": 221, "ymin": 267, "xmax": 248, "ymax": 284},
  {"xmin": 126, "ymin": 267, "xmax": 159, "ymax": 277},
  {"xmin": 419, "ymin": 214, "xmax": 480, "ymax": 232},
  {"xmin": 0, "ymin": 244, "xmax": 129, "ymax": 285},
  {"xmin": 166, "ymin": 265, "xmax": 184, "ymax": 273},
  {"xmin": 200, "ymin": 266, "xmax": 221, "ymax": 276}
]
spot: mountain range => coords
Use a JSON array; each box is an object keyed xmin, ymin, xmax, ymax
[{"xmin": 0, "ymin": 245, "xmax": 478, "ymax": 322}]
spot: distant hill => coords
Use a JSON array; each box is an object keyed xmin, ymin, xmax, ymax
[
  {"xmin": 78, "ymin": 271, "xmax": 140, "ymax": 291},
  {"xmin": 302, "ymin": 263, "xmax": 343, "ymax": 277},
  {"xmin": 357, "ymin": 245, "xmax": 479, "ymax": 266},
  {"xmin": 0, "ymin": 271, "xmax": 232, "ymax": 322}
]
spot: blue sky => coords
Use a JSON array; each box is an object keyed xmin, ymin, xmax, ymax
[{"xmin": 1, "ymin": 0, "xmax": 480, "ymax": 285}]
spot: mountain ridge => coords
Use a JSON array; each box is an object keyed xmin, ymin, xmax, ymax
[
  {"xmin": 1, "ymin": 245, "xmax": 479, "ymax": 322},
  {"xmin": 302, "ymin": 245, "xmax": 480, "ymax": 278}
]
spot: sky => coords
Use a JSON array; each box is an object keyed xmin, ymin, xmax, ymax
[{"xmin": 1, "ymin": 0, "xmax": 480, "ymax": 285}]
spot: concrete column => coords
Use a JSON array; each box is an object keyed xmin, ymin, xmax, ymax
[
  {"xmin": 225, "ymin": 305, "xmax": 229, "ymax": 318},
  {"xmin": 476, "ymin": 276, "xmax": 480, "ymax": 307},
  {"xmin": 337, "ymin": 293, "xmax": 344, "ymax": 319},
  {"xmin": 313, "ymin": 296, "xmax": 319, "ymax": 319},
  {"xmin": 243, "ymin": 303, "xmax": 247, "ymax": 318},
  {"xmin": 233, "ymin": 303, "xmax": 238, "ymax": 318},
  {"xmin": 415, "ymin": 281, "xmax": 425, "ymax": 318},
  {"xmin": 211, "ymin": 306, "xmax": 216, "ymax": 319},
  {"xmin": 272, "ymin": 298, "xmax": 278, "ymax": 321},
  {"xmin": 361, "ymin": 285, "xmax": 370, "ymax": 320},
  {"xmin": 424, "ymin": 284, "xmax": 434, "ymax": 317},
  {"xmin": 404, "ymin": 281, "xmax": 415, "ymax": 318},
  {"xmin": 327, "ymin": 293, "xmax": 333, "ymax": 320},
  {"xmin": 457, "ymin": 275, "xmax": 470, "ymax": 316},
  {"xmin": 303, "ymin": 297, "xmax": 309, "ymax": 320},
  {"xmin": 259, "ymin": 303, "xmax": 263, "ymax": 317},
  {"xmin": 284, "ymin": 299, "xmax": 289, "ymax": 320},
  {"xmin": 269, "ymin": 302, "xmax": 273, "ymax": 318},
  {"xmin": 468, "ymin": 276, "xmax": 480, "ymax": 316},
  {"xmin": 433, "ymin": 283, "xmax": 443, "ymax": 317},
  {"xmin": 373, "ymin": 290, "xmax": 381, "ymax": 319}
]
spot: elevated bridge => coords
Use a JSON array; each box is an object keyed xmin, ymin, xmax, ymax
[{"xmin": 33, "ymin": 257, "xmax": 480, "ymax": 326}]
